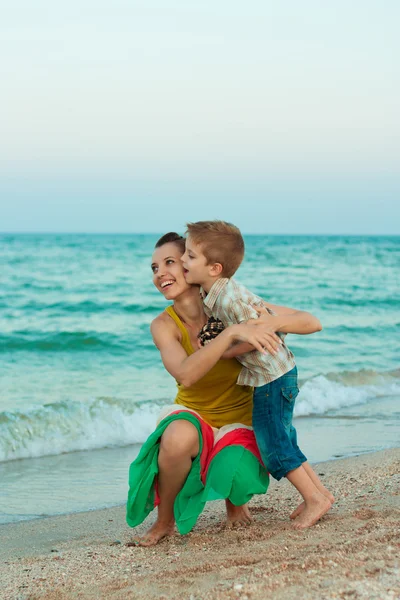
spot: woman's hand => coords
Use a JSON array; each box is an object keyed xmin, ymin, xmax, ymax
[{"xmin": 232, "ymin": 323, "xmax": 282, "ymax": 355}]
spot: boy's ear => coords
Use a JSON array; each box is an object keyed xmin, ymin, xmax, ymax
[{"xmin": 209, "ymin": 262, "xmax": 223, "ymax": 277}]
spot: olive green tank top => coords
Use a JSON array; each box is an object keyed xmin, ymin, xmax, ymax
[{"xmin": 165, "ymin": 305, "xmax": 253, "ymax": 428}]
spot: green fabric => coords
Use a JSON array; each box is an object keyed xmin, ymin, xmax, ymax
[
  {"xmin": 205, "ymin": 445, "xmax": 269, "ymax": 505},
  {"xmin": 126, "ymin": 412, "xmax": 270, "ymax": 535},
  {"xmin": 126, "ymin": 412, "xmax": 204, "ymax": 533},
  {"xmin": 177, "ymin": 446, "xmax": 269, "ymax": 533}
]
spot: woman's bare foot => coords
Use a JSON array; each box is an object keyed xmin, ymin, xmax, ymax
[
  {"xmin": 290, "ymin": 491, "xmax": 335, "ymax": 520},
  {"xmin": 225, "ymin": 500, "xmax": 252, "ymax": 527},
  {"xmin": 292, "ymin": 493, "xmax": 332, "ymax": 530},
  {"xmin": 127, "ymin": 519, "xmax": 175, "ymax": 547}
]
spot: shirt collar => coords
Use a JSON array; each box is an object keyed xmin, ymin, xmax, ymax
[{"xmin": 200, "ymin": 278, "xmax": 230, "ymax": 310}]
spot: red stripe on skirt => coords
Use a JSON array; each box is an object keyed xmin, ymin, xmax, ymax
[
  {"xmin": 154, "ymin": 410, "xmax": 215, "ymax": 506},
  {"xmin": 203, "ymin": 428, "xmax": 264, "ymax": 481}
]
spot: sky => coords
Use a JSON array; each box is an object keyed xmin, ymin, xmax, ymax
[{"xmin": 1, "ymin": 1, "xmax": 399, "ymax": 234}]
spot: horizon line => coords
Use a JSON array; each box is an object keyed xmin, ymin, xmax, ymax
[{"xmin": 0, "ymin": 231, "xmax": 399, "ymax": 237}]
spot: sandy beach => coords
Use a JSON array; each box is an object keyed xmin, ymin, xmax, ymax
[{"xmin": 1, "ymin": 448, "xmax": 399, "ymax": 600}]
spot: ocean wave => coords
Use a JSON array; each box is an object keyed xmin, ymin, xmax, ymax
[
  {"xmin": 1, "ymin": 368, "xmax": 398, "ymax": 463},
  {"xmin": 0, "ymin": 397, "xmax": 162, "ymax": 463},
  {"xmin": 0, "ymin": 331, "xmax": 131, "ymax": 352},
  {"xmin": 322, "ymin": 297, "xmax": 400, "ymax": 308},
  {"xmin": 295, "ymin": 368, "xmax": 400, "ymax": 417},
  {"xmin": 0, "ymin": 299, "xmax": 164, "ymax": 315}
]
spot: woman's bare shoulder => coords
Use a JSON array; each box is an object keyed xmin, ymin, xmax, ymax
[
  {"xmin": 151, "ymin": 311, "xmax": 180, "ymax": 340},
  {"xmin": 151, "ymin": 310, "xmax": 171, "ymax": 327}
]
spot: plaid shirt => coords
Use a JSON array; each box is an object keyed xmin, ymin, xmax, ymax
[{"xmin": 200, "ymin": 278, "xmax": 296, "ymax": 387}]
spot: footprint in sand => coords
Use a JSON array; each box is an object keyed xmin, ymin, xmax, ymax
[{"xmin": 354, "ymin": 508, "xmax": 378, "ymax": 520}]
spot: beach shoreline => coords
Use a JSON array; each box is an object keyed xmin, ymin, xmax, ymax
[
  {"xmin": 2, "ymin": 400, "xmax": 399, "ymax": 528},
  {"xmin": 1, "ymin": 448, "xmax": 399, "ymax": 599}
]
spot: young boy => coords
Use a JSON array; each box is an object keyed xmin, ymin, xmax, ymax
[{"xmin": 181, "ymin": 220, "xmax": 334, "ymax": 529}]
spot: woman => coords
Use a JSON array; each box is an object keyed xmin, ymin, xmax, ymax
[{"xmin": 126, "ymin": 233, "xmax": 321, "ymax": 546}]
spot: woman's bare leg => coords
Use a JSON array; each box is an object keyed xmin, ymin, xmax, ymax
[{"xmin": 134, "ymin": 420, "xmax": 200, "ymax": 546}]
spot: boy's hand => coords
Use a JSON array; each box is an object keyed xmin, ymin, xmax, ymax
[{"xmin": 248, "ymin": 304, "xmax": 281, "ymax": 332}]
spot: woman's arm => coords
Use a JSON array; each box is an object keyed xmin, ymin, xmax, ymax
[
  {"xmin": 221, "ymin": 341, "xmax": 259, "ymax": 359},
  {"xmin": 151, "ymin": 316, "xmax": 281, "ymax": 388}
]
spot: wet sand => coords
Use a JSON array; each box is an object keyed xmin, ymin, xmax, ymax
[{"xmin": 0, "ymin": 448, "xmax": 399, "ymax": 600}]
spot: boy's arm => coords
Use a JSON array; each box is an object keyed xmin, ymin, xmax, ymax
[
  {"xmin": 222, "ymin": 304, "xmax": 321, "ymax": 359},
  {"xmin": 249, "ymin": 304, "xmax": 322, "ymax": 335},
  {"xmin": 218, "ymin": 291, "xmax": 321, "ymax": 358},
  {"xmin": 226, "ymin": 292, "xmax": 322, "ymax": 335}
]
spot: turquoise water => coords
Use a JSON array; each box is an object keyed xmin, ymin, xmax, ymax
[{"xmin": 0, "ymin": 234, "xmax": 399, "ymax": 523}]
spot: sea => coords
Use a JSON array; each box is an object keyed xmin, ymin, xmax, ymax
[{"xmin": 0, "ymin": 234, "xmax": 399, "ymax": 525}]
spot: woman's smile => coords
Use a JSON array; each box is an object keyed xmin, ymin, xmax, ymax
[
  {"xmin": 158, "ymin": 276, "xmax": 181, "ymax": 296},
  {"xmin": 160, "ymin": 279, "xmax": 175, "ymax": 289}
]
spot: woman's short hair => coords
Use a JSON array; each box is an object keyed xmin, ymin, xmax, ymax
[{"xmin": 155, "ymin": 232, "xmax": 186, "ymax": 254}]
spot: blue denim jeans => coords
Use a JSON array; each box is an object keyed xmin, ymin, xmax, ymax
[{"xmin": 252, "ymin": 366, "xmax": 307, "ymax": 481}]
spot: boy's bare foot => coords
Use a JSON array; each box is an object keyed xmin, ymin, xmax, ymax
[
  {"xmin": 127, "ymin": 519, "xmax": 175, "ymax": 547},
  {"xmin": 225, "ymin": 500, "xmax": 252, "ymax": 527},
  {"xmin": 290, "ymin": 491, "xmax": 335, "ymax": 520},
  {"xmin": 292, "ymin": 493, "xmax": 332, "ymax": 530}
]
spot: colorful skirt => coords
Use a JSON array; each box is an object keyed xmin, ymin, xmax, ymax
[{"xmin": 126, "ymin": 406, "xmax": 269, "ymax": 535}]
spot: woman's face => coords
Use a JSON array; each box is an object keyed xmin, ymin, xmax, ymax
[{"xmin": 151, "ymin": 242, "xmax": 191, "ymax": 300}]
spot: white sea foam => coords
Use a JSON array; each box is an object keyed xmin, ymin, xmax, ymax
[
  {"xmin": 0, "ymin": 398, "xmax": 161, "ymax": 463},
  {"xmin": 295, "ymin": 372, "xmax": 400, "ymax": 417},
  {"xmin": 1, "ymin": 370, "xmax": 399, "ymax": 462}
]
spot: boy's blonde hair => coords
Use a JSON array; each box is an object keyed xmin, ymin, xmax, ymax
[{"xmin": 185, "ymin": 220, "xmax": 244, "ymax": 278}]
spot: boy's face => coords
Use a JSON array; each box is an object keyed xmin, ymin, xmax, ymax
[{"xmin": 181, "ymin": 237, "xmax": 212, "ymax": 286}]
